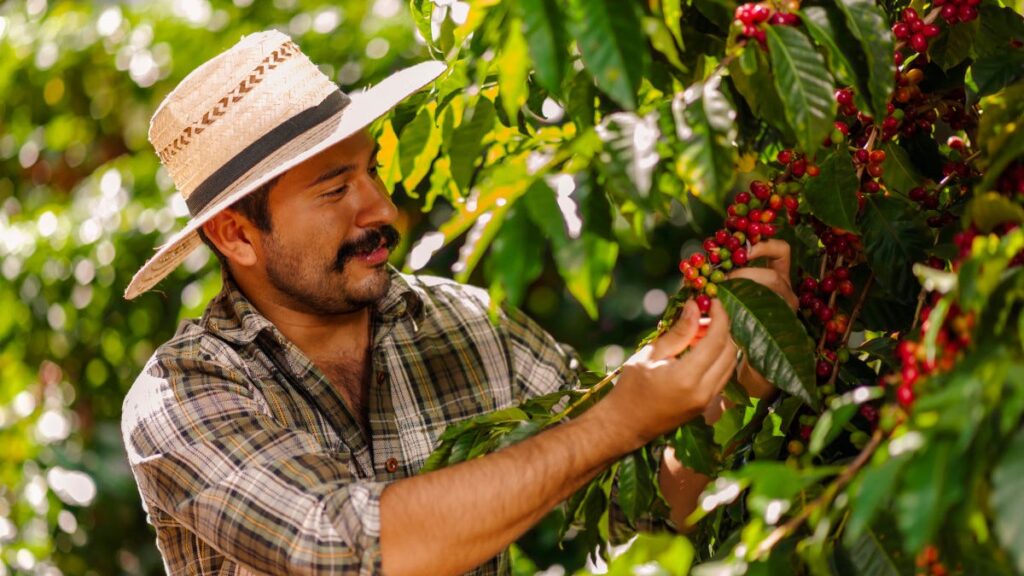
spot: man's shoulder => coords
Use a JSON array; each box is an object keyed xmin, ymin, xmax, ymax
[{"xmin": 121, "ymin": 317, "xmax": 256, "ymax": 457}]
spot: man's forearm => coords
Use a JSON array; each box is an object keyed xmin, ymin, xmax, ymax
[{"xmin": 380, "ymin": 399, "xmax": 641, "ymax": 576}]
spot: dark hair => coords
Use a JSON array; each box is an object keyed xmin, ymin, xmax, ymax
[{"xmin": 197, "ymin": 175, "xmax": 279, "ymax": 267}]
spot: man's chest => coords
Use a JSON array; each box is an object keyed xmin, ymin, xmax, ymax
[{"xmin": 249, "ymin": 327, "xmax": 521, "ymax": 479}]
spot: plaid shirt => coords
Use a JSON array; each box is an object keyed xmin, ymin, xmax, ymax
[{"xmin": 121, "ymin": 267, "xmax": 579, "ymax": 575}]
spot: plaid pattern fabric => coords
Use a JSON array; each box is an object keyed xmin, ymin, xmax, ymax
[{"xmin": 121, "ymin": 267, "xmax": 579, "ymax": 575}]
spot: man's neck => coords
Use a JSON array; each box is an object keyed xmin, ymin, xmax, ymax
[{"xmin": 232, "ymin": 275, "xmax": 373, "ymax": 361}]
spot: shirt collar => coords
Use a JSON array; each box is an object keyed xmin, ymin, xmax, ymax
[{"xmin": 202, "ymin": 266, "xmax": 424, "ymax": 346}]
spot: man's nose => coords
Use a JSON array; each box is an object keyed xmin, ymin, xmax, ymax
[{"xmin": 354, "ymin": 177, "xmax": 398, "ymax": 228}]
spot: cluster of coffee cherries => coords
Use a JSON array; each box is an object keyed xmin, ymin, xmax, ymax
[
  {"xmin": 916, "ymin": 545, "xmax": 951, "ymax": 576},
  {"xmin": 934, "ymin": 0, "xmax": 981, "ymax": 24},
  {"xmin": 679, "ymin": 180, "xmax": 801, "ymax": 314},
  {"xmin": 733, "ymin": 2, "xmax": 800, "ymax": 46},
  {"xmin": 893, "ymin": 297, "xmax": 973, "ymax": 407},
  {"xmin": 891, "ymin": 8, "xmax": 942, "ymax": 53}
]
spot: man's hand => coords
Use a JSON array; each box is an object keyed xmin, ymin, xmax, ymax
[
  {"xmin": 727, "ymin": 239, "xmax": 797, "ymax": 398},
  {"xmin": 601, "ymin": 298, "xmax": 738, "ymax": 450}
]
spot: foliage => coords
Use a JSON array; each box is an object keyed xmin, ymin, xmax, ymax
[{"xmin": 400, "ymin": 0, "xmax": 1024, "ymax": 574}]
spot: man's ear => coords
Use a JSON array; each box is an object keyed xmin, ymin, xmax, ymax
[{"xmin": 201, "ymin": 210, "xmax": 260, "ymax": 268}]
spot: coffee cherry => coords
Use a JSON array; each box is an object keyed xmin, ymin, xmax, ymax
[
  {"xmin": 896, "ymin": 384, "xmax": 915, "ymax": 407},
  {"xmin": 817, "ymin": 359, "xmax": 833, "ymax": 377},
  {"xmin": 910, "ymin": 33, "xmax": 928, "ymax": 53},
  {"xmin": 696, "ymin": 294, "xmax": 712, "ymax": 314}
]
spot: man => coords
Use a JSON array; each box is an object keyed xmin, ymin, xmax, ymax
[{"xmin": 121, "ymin": 30, "xmax": 793, "ymax": 575}]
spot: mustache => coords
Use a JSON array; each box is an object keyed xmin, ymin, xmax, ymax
[{"xmin": 333, "ymin": 225, "xmax": 401, "ymax": 271}]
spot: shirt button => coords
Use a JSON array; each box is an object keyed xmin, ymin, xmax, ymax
[
  {"xmin": 376, "ymin": 372, "xmax": 387, "ymax": 384},
  {"xmin": 385, "ymin": 458, "xmax": 399, "ymax": 473}
]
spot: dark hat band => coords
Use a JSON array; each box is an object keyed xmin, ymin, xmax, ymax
[{"xmin": 186, "ymin": 89, "xmax": 349, "ymax": 216}]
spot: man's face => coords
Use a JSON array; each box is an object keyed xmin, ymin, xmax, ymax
[{"xmin": 255, "ymin": 129, "xmax": 400, "ymax": 315}]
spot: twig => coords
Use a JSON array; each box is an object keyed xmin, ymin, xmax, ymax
[
  {"xmin": 826, "ymin": 273, "xmax": 875, "ymax": 388},
  {"xmin": 549, "ymin": 366, "xmax": 622, "ymax": 424},
  {"xmin": 753, "ymin": 428, "xmax": 884, "ymax": 558}
]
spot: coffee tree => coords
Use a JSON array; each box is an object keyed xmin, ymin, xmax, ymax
[{"xmin": 394, "ymin": 0, "xmax": 1024, "ymax": 573}]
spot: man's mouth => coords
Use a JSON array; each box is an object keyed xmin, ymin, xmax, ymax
[
  {"xmin": 334, "ymin": 225, "xmax": 401, "ymax": 271},
  {"xmin": 355, "ymin": 238, "xmax": 390, "ymax": 266}
]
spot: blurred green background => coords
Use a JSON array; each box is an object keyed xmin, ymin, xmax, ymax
[{"xmin": 0, "ymin": 1, "xmax": 698, "ymax": 573}]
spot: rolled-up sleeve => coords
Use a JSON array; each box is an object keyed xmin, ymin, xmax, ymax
[{"xmin": 122, "ymin": 355, "xmax": 384, "ymax": 575}]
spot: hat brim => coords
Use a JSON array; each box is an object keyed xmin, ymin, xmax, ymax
[{"xmin": 124, "ymin": 60, "xmax": 447, "ymax": 300}]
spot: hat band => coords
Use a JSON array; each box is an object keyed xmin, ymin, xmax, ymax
[{"xmin": 186, "ymin": 89, "xmax": 349, "ymax": 216}]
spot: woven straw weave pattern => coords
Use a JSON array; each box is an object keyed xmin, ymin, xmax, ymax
[{"xmin": 148, "ymin": 32, "xmax": 338, "ymax": 198}]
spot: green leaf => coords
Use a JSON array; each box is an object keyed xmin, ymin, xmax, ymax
[
  {"xmin": 754, "ymin": 397, "xmax": 803, "ymax": 459},
  {"xmin": 846, "ymin": 454, "xmax": 906, "ymax": 539},
  {"xmin": 896, "ymin": 440, "xmax": 965, "ymax": 553},
  {"xmin": 617, "ymin": 450, "xmax": 655, "ymax": 525},
  {"xmin": 839, "ymin": 528, "xmax": 907, "ymax": 576},
  {"xmin": 497, "ymin": 18, "xmax": 530, "ymax": 122},
  {"xmin": 992, "ymin": 427, "xmax": 1024, "ymax": 573},
  {"xmin": 765, "ymin": 25, "xmax": 837, "ymax": 154},
  {"xmin": 566, "ymin": 0, "xmax": 646, "ymax": 109},
  {"xmin": 880, "ymin": 142, "xmax": 923, "ymax": 197},
  {"xmin": 929, "ymin": 19, "xmax": 978, "ymax": 71},
  {"xmin": 449, "ymin": 97, "xmax": 496, "ymax": 194},
  {"xmin": 801, "ymin": 149, "xmax": 859, "ymax": 231},
  {"xmin": 409, "ymin": 0, "xmax": 437, "ymax": 54},
  {"xmin": 861, "ymin": 196, "xmax": 931, "ymax": 297},
  {"xmin": 661, "ymin": 0, "xmax": 685, "ymax": 51},
  {"xmin": 832, "ymin": 0, "xmax": 895, "ymax": 119},
  {"xmin": 522, "ymin": 179, "xmax": 618, "ymax": 318},
  {"xmin": 520, "ymin": 0, "xmax": 569, "ymax": 96},
  {"xmin": 976, "ymin": 82, "xmax": 1024, "ymax": 193},
  {"xmin": 643, "ymin": 16, "xmax": 687, "ymax": 72},
  {"xmin": 565, "ymin": 70, "xmax": 596, "ymax": 129},
  {"xmin": 971, "ymin": 4, "xmax": 1024, "ymax": 97},
  {"xmin": 671, "ymin": 419, "xmax": 720, "ymax": 476},
  {"xmin": 717, "ymin": 279, "xmax": 819, "ymax": 408},
  {"xmin": 605, "ymin": 532, "xmax": 694, "ymax": 576},
  {"xmin": 972, "ymin": 52, "xmax": 1024, "ymax": 98},
  {"xmin": 671, "ymin": 76, "xmax": 738, "ymax": 210},
  {"xmin": 729, "ymin": 45, "xmax": 795, "ymax": 142},
  {"xmin": 801, "ymin": 5, "xmax": 870, "ymax": 94},
  {"xmin": 921, "ymin": 296, "xmax": 951, "ymax": 362},
  {"xmin": 398, "ymin": 108, "xmax": 442, "ymax": 193},
  {"xmin": 966, "ymin": 192, "xmax": 1024, "ymax": 232},
  {"xmin": 485, "ymin": 206, "xmax": 544, "ymax": 308}
]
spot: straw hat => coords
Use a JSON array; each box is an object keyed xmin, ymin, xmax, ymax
[{"xmin": 124, "ymin": 30, "xmax": 445, "ymax": 299}]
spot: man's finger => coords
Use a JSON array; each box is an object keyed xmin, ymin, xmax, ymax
[
  {"xmin": 681, "ymin": 300, "xmax": 732, "ymax": 372},
  {"xmin": 747, "ymin": 240, "xmax": 792, "ymax": 282},
  {"xmin": 727, "ymin": 268, "xmax": 799, "ymax": 310},
  {"xmin": 650, "ymin": 300, "xmax": 700, "ymax": 361},
  {"xmin": 704, "ymin": 337, "xmax": 739, "ymax": 387}
]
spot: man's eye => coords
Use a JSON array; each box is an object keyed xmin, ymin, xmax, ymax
[
  {"xmin": 369, "ymin": 163, "xmax": 381, "ymax": 176},
  {"xmin": 322, "ymin": 186, "xmax": 347, "ymax": 197}
]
